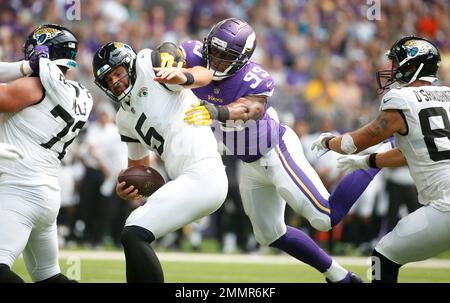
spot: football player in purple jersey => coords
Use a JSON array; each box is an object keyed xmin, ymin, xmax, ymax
[{"xmin": 155, "ymin": 18, "xmax": 392, "ymax": 282}]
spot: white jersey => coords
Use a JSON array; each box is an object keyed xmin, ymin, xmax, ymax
[
  {"xmin": 0, "ymin": 58, "xmax": 93, "ymax": 190},
  {"xmin": 380, "ymin": 86, "xmax": 450, "ymax": 211},
  {"xmin": 116, "ymin": 49, "xmax": 220, "ymax": 179}
]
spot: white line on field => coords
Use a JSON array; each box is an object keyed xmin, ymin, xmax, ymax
[{"xmin": 53, "ymin": 250, "xmax": 450, "ymax": 269}]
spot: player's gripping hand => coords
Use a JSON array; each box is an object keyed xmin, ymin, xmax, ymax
[
  {"xmin": 337, "ymin": 154, "xmax": 369, "ymax": 174},
  {"xmin": 311, "ymin": 132, "xmax": 335, "ymax": 157},
  {"xmin": 116, "ymin": 180, "xmax": 141, "ymax": 201},
  {"xmin": 184, "ymin": 100, "xmax": 215, "ymax": 126},
  {"xmin": 153, "ymin": 65, "xmax": 187, "ymax": 85},
  {"xmin": 29, "ymin": 45, "xmax": 49, "ymax": 74},
  {"xmin": 184, "ymin": 100, "xmax": 230, "ymax": 126},
  {"xmin": 0, "ymin": 143, "xmax": 23, "ymax": 160},
  {"xmin": 153, "ymin": 52, "xmax": 186, "ymax": 85}
]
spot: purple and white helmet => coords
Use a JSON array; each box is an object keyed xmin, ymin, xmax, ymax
[{"xmin": 202, "ymin": 18, "xmax": 256, "ymax": 80}]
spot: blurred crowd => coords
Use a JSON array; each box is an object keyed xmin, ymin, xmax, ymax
[{"xmin": 1, "ymin": 0, "xmax": 449, "ymax": 255}]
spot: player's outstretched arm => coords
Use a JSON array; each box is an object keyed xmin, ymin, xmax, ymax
[
  {"xmin": 0, "ymin": 77, "xmax": 44, "ymax": 112},
  {"xmin": 0, "ymin": 45, "xmax": 49, "ymax": 82},
  {"xmin": 0, "ymin": 61, "xmax": 33, "ymax": 82},
  {"xmin": 312, "ymin": 109, "xmax": 406, "ymax": 156},
  {"xmin": 153, "ymin": 65, "xmax": 213, "ymax": 89},
  {"xmin": 371, "ymin": 147, "xmax": 407, "ymax": 167},
  {"xmin": 184, "ymin": 95, "xmax": 266, "ymax": 126},
  {"xmin": 226, "ymin": 95, "xmax": 266, "ymax": 121},
  {"xmin": 337, "ymin": 147, "xmax": 407, "ymax": 173}
]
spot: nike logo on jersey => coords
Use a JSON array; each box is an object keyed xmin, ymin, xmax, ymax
[
  {"xmin": 266, "ymin": 81, "xmax": 273, "ymax": 87},
  {"xmin": 383, "ymin": 98, "xmax": 392, "ymax": 104}
]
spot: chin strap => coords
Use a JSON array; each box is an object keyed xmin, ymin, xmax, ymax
[
  {"xmin": 418, "ymin": 76, "xmax": 438, "ymax": 83},
  {"xmin": 52, "ymin": 58, "xmax": 77, "ymax": 69},
  {"xmin": 398, "ymin": 63, "xmax": 424, "ymax": 87}
]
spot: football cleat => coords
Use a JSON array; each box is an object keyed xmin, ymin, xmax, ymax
[{"xmin": 326, "ymin": 271, "xmax": 364, "ymax": 283}]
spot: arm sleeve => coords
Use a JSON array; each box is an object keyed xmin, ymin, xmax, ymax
[{"xmin": 0, "ymin": 61, "xmax": 31, "ymax": 82}]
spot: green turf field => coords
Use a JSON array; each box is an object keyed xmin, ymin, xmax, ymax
[{"xmin": 12, "ymin": 257, "xmax": 450, "ymax": 283}]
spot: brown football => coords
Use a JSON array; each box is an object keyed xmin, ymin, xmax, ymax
[{"xmin": 118, "ymin": 165, "xmax": 165, "ymax": 197}]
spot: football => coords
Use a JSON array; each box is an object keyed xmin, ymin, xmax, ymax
[{"xmin": 118, "ymin": 165, "xmax": 165, "ymax": 197}]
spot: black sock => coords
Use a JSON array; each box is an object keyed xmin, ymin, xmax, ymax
[
  {"xmin": 121, "ymin": 225, "xmax": 164, "ymax": 283},
  {"xmin": 35, "ymin": 273, "xmax": 78, "ymax": 283},
  {"xmin": 0, "ymin": 264, "xmax": 24, "ymax": 283},
  {"xmin": 371, "ymin": 249, "xmax": 401, "ymax": 283}
]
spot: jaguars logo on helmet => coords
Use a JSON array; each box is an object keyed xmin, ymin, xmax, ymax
[{"xmin": 376, "ymin": 36, "xmax": 441, "ymax": 93}]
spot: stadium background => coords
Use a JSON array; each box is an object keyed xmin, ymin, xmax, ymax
[{"xmin": 1, "ymin": 0, "xmax": 449, "ymax": 282}]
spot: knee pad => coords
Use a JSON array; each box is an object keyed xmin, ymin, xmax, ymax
[
  {"xmin": 253, "ymin": 234, "xmax": 271, "ymax": 247},
  {"xmin": 371, "ymin": 249, "xmax": 401, "ymax": 283},
  {"xmin": 253, "ymin": 225, "xmax": 286, "ymax": 247},
  {"xmin": 310, "ymin": 217, "xmax": 331, "ymax": 232},
  {"xmin": 121, "ymin": 225, "xmax": 155, "ymax": 248}
]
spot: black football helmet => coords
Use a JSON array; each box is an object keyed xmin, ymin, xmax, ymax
[
  {"xmin": 23, "ymin": 24, "xmax": 78, "ymax": 70},
  {"xmin": 92, "ymin": 42, "xmax": 137, "ymax": 102},
  {"xmin": 376, "ymin": 36, "xmax": 441, "ymax": 92}
]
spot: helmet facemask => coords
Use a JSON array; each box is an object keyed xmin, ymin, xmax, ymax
[{"xmin": 376, "ymin": 53, "xmax": 404, "ymax": 92}]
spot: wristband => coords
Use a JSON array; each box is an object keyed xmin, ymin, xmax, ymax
[
  {"xmin": 324, "ymin": 137, "xmax": 333, "ymax": 149},
  {"xmin": 182, "ymin": 72, "xmax": 194, "ymax": 86},
  {"xmin": 216, "ymin": 105, "xmax": 230, "ymax": 123},
  {"xmin": 368, "ymin": 153, "xmax": 378, "ymax": 168}
]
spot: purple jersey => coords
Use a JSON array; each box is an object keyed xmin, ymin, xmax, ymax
[{"xmin": 181, "ymin": 40, "xmax": 286, "ymax": 162}]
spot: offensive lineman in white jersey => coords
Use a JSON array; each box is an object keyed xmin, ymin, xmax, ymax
[
  {"xmin": 0, "ymin": 52, "xmax": 48, "ymax": 161},
  {"xmin": 0, "ymin": 24, "xmax": 93, "ymax": 283},
  {"xmin": 92, "ymin": 42, "xmax": 227, "ymax": 282},
  {"xmin": 312, "ymin": 36, "xmax": 450, "ymax": 282}
]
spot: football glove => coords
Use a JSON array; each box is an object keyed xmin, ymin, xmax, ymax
[
  {"xmin": 184, "ymin": 100, "xmax": 229, "ymax": 126},
  {"xmin": 0, "ymin": 143, "xmax": 23, "ymax": 160},
  {"xmin": 311, "ymin": 132, "xmax": 335, "ymax": 157},
  {"xmin": 29, "ymin": 45, "xmax": 49, "ymax": 74},
  {"xmin": 337, "ymin": 154, "xmax": 369, "ymax": 174}
]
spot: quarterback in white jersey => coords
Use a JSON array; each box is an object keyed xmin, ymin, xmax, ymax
[
  {"xmin": 312, "ymin": 36, "xmax": 450, "ymax": 282},
  {"xmin": 93, "ymin": 42, "xmax": 227, "ymax": 283},
  {"xmin": 0, "ymin": 24, "xmax": 92, "ymax": 283}
]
